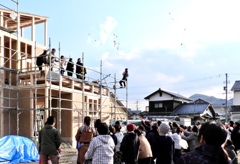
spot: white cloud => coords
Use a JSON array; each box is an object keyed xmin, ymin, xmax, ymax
[
  {"xmin": 102, "ymin": 52, "xmax": 110, "ymax": 62},
  {"xmin": 117, "ymin": 48, "xmax": 140, "ymax": 60},
  {"xmin": 199, "ymin": 86, "xmax": 227, "ymax": 99},
  {"xmin": 99, "ymin": 17, "xmax": 118, "ymax": 44},
  {"xmin": 156, "ymin": 72, "xmax": 184, "ymax": 85},
  {"xmin": 101, "ymin": 47, "xmax": 141, "ymax": 62},
  {"xmin": 206, "ymin": 61, "xmax": 216, "ymax": 68},
  {"xmin": 176, "ymin": 1, "xmax": 240, "ymax": 43},
  {"xmin": 177, "ymin": 41, "xmax": 203, "ymax": 58}
]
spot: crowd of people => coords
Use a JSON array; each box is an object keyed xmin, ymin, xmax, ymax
[
  {"xmin": 36, "ymin": 48, "xmax": 87, "ymax": 79},
  {"xmin": 38, "ymin": 115, "xmax": 240, "ymax": 164}
]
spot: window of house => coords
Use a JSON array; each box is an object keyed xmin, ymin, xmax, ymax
[{"xmin": 154, "ymin": 102, "xmax": 163, "ymax": 108}]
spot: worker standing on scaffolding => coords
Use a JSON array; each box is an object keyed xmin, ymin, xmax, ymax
[
  {"xmin": 60, "ymin": 55, "xmax": 66, "ymax": 76},
  {"xmin": 76, "ymin": 58, "xmax": 83, "ymax": 79},
  {"xmin": 119, "ymin": 68, "xmax": 128, "ymax": 88},
  {"xmin": 66, "ymin": 58, "xmax": 74, "ymax": 77},
  {"xmin": 36, "ymin": 50, "xmax": 48, "ymax": 77},
  {"xmin": 47, "ymin": 48, "xmax": 57, "ymax": 71}
]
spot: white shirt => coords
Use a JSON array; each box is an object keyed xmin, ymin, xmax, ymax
[
  {"xmin": 85, "ymin": 135, "xmax": 115, "ymax": 164},
  {"xmin": 171, "ymin": 133, "xmax": 182, "ymax": 149},
  {"xmin": 115, "ymin": 132, "xmax": 124, "ymax": 152}
]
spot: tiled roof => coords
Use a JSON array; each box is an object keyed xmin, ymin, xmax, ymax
[
  {"xmin": 144, "ymin": 88, "xmax": 192, "ymax": 101},
  {"xmin": 129, "ymin": 110, "xmax": 141, "ymax": 115},
  {"xmin": 231, "ymin": 81, "xmax": 240, "ymax": 91},
  {"xmin": 171, "ymin": 103, "xmax": 209, "ymax": 115},
  {"xmin": 230, "ymin": 106, "xmax": 240, "ymax": 112}
]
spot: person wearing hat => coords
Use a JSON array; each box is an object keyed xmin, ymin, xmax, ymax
[
  {"xmin": 120, "ymin": 123, "xmax": 140, "ymax": 164},
  {"xmin": 119, "ymin": 68, "xmax": 129, "ymax": 88},
  {"xmin": 39, "ymin": 116, "xmax": 62, "ymax": 164},
  {"xmin": 154, "ymin": 122, "xmax": 174, "ymax": 164},
  {"xmin": 85, "ymin": 122, "xmax": 115, "ymax": 164}
]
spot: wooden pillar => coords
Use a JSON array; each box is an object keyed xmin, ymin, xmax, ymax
[
  {"xmin": 44, "ymin": 21, "xmax": 47, "ymax": 47},
  {"xmin": 31, "ymin": 17, "xmax": 35, "ymax": 71},
  {"xmin": 71, "ymin": 80, "xmax": 74, "ymax": 89},
  {"xmin": 20, "ymin": 28, "xmax": 24, "ymax": 37},
  {"xmin": 16, "ymin": 13, "xmax": 21, "ymax": 70},
  {"xmin": 0, "ymin": 35, "xmax": 3, "ymax": 67},
  {"xmin": 0, "ymin": 11, "xmax": 3, "ymax": 26},
  {"xmin": 0, "ymin": 11, "xmax": 3, "ymax": 67},
  {"xmin": 86, "ymin": 97, "xmax": 89, "ymax": 116},
  {"xmin": 31, "ymin": 17, "xmax": 35, "ymax": 41}
]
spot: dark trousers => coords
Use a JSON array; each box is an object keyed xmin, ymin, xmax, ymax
[
  {"xmin": 76, "ymin": 73, "xmax": 84, "ymax": 79},
  {"xmin": 138, "ymin": 157, "xmax": 151, "ymax": 164},
  {"xmin": 150, "ymin": 157, "xmax": 156, "ymax": 164},
  {"xmin": 41, "ymin": 154, "xmax": 58, "ymax": 164},
  {"xmin": 76, "ymin": 73, "xmax": 80, "ymax": 79},
  {"xmin": 37, "ymin": 65, "xmax": 44, "ymax": 77},
  {"xmin": 38, "ymin": 65, "xmax": 42, "ymax": 71},
  {"xmin": 119, "ymin": 80, "xmax": 126, "ymax": 87},
  {"xmin": 173, "ymin": 149, "xmax": 181, "ymax": 163},
  {"xmin": 67, "ymin": 71, "xmax": 73, "ymax": 77},
  {"xmin": 60, "ymin": 68, "xmax": 64, "ymax": 76}
]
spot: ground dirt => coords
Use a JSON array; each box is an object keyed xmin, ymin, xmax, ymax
[
  {"xmin": 31, "ymin": 142, "xmax": 240, "ymax": 164},
  {"xmin": 30, "ymin": 142, "xmax": 77, "ymax": 164},
  {"xmin": 58, "ymin": 143, "xmax": 77, "ymax": 164}
]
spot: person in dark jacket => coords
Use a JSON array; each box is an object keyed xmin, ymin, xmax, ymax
[
  {"xmin": 120, "ymin": 124, "xmax": 140, "ymax": 164},
  {"xmin": 119, "ymin": 68, "xmax": 129, "ymax": 88},
  {"xmin": 39, "ymin": 116, "xmax": 62, "ymax": 164},
  {"xmin": 66, "ymin": 58, "xmax": 74, "ymax": 77},
  {"xmin": 109, "ymin": 125, "xmax": 118, "ymax": 145},
  {"xmin": 231, "ymin": 122, "xmax": 240, "ymax": 153},
  {"xmin": 36, "ymin": 50, "xmax": 48, "ymax": 77},
  {"xmin": 224, "ymin": 139, "xmax": 238, "ymax": 164},
  {"xmin": 76, "ymin": 58, "xmax": 83, "ymax": 79},
  {"xmin": 147, "ymin": 123, "xmax": 159, "ymax": 164},
  {"xmin": 154, "ymin": 122, "xmax": 175, "ymax": 164},
  {"xmin": 177, "ymin": 122, "xmax": 229, "ymax": 164},
  {"xmin": 141, "ymin": 119, "xmax": 151, "ymax": 136}
]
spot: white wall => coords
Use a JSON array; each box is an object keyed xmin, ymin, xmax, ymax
[
  {"xmin": 149, "ymin": 92, "xmax": 174, "ymax": 101},
  {"xmin": 180, "ymin": 118, "xmax": 191, "ymax": 126},
  {"xmin": 231, "ymin": 114, "xmax": 240, "ymax": 122},
  {"xmin": 233, "ymin": 91, "xmax": 240, "ymax": 105},
  {"xmin": 148, "ymin": 92, "xmax": 190, "ymax": 103},
  {"xmin": 214, "ymin": 106, "xmax": 226, "ymax": 115}
]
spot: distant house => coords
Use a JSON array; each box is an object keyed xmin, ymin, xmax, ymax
[
  {"xmin": 230, "ymin": 81, "xmax": 240, "ymax": 122},
  {"xmin": 189, "ymin": 94, "xmax": 233, "ymax": 121},
  {"xmin": 171, "ymin": 99, "xmax": 216, "ymax": 125},
  {"xmin": 144, "ymin": 88, "xmax": 192, "ymax": 116},
  {"xmin": 128, "ymin": 110, "xmax": 141, "ymax": 120}
]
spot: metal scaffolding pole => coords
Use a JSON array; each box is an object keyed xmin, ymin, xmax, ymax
[
  {"xmin": 58, "ymin": 42, "xmax": 62, "ymax": 134},
  {"xmin": 114, "ymin": 73, "xmax": 116, "ymax": 121},
  {"xmin": 49, "ymin": 38, "xmax": 52, "ymax": 116},
  {"xmin": 99, "ymin": 60, "xmax": 102, "ymax": 119},
  {"xmin": 81, "ymin": 52, "xmax": 85, "ymax": 123}
]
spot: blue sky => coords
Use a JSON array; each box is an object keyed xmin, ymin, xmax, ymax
[{"xmin": 2, "ymin": 0, "xmax": 240, "ymax": 110}]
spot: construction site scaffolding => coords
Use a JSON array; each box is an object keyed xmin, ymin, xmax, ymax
[{"xmin": 0, "ymin": 1, "xmax": 129, "ymax": 141}]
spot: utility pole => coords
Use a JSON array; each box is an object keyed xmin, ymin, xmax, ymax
[
  {"xmin": 136, "ymin": 100, "xmax": 140, "ymax": 111},
  {"xmin": 224, "ymin": 73, "xmax": 229, "ymax": 123}
]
